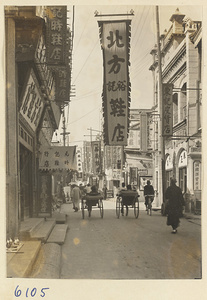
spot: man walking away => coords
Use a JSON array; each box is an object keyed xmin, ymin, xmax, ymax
[
  {"xmin": 71, "ymin": 184, "xmax": 82, "ymax": 212},
  {"xmin": 165, "ymin": 178, "xmax": 185, "ymax": 234}
]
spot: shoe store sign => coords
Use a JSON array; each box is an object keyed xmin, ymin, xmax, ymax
[{"xmin": 98, "ymin": 20, "xmax": 131, "ymax": 146}]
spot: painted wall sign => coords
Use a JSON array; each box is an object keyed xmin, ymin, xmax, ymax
[
  {"xmin": 98, "ymin": 20, "xmax": 131, "ymax": 145},
  {"xmin": 19, "ymin": 68, "xmax": 44, "ymax": 132}
]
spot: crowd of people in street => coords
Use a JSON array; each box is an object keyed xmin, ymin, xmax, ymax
[{"xmin": 60, "ymin": 178, "xmax": 185, "ymax": 234}]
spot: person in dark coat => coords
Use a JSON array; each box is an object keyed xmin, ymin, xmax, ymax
[
  {"xmin": 144, "ymin": 180, "xmax": 155, "ymax": 209},
  {"xmin": 165, "ymin": 178, "xmax": 185, "ymax": 234}
]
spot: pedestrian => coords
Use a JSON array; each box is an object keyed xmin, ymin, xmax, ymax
[
  {"xmin": 102, "ymin": 185, "xmax": 107, "ymax": 200},
  {"xmin": 71, "ymin": 184, "xmax": 82, "ymax": 212},
  {"xmin": 84, "ymin": 183, "xmax": 91, "ymax": 194},
  {"xmin": 165, "ymin": 178, "xmax": 185, "ymax": 234},
  {"xmin": 144, "ymin": 180, "xmax": 155, "ymax": 210},
  {"xmin": 85, "ymin": 185, "xmax": 103, "ymax": 211}
]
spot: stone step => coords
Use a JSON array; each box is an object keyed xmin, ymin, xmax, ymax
[
  {"xmin": 29, "ymin": 243, "xmax": 61, "ymax": 279},
  {"xmin": 47, "ymin": 224, "xmax": 68, "ymax": 245},
  {"xmin": 7, "ymin": 241, "xmax": 41, "ymax": 278},
  {"xmin": 31, "ymin": 220, "xmax": 56, "ymax": 243},
  {"xmin": 52, "ymin": 211, "xmax": 67, "ymax": 224},
  {"xmin": 19, "ymin": 218, "xmax": 44, "ymax": 240}
]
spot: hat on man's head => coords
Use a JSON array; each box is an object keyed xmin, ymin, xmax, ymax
[
  {"xmin": 170, "ymin": 178, "xmax": 177, "ymax": 184},
  {"xmin": 91, "ymin": 185, "xmax": 97, "ymax": 192}
]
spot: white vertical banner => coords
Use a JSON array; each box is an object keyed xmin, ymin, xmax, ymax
[{"xmin": 98, "ymin": 20, "xmax": 131, "ymax": 145}]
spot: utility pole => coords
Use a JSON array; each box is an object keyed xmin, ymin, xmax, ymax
[
  {"xmin": 156, "ymin": 6, "xmax": 165, "ymax": 206},
  {"xmin": 60, "ymin": 108, "xmax": 70, "ymax": 146}
]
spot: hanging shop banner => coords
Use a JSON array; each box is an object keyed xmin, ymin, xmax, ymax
[
  {"xmin": 55, "ymin": 66, "xmax": 70, "ymax": 103},
  {"xmin": 19, "ymin": 68, "xmax": 44, "ymax": 132},
  {"xmin": 162, "ymin": 83, "xmax": 173, "ymax": 136},
  {"xmin": 39, "ymin": 146, "xmax": 77, "ymax": 171},
  {"xmin": 98, "ymin": 20, "xmax": 131, "ymax": 146},
  {"xmin": 92, "ymin": 141, "xmax": 101, "ymax": 175},
  {"xmin": 46, "ymin": 6, "xmax": 67, "ymax": 65}
]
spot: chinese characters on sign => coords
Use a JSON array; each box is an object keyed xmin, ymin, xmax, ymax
[
  {"xmin": 55, "ymin": 67, "xmax": 70, "ymax": 102},
  {"xmin": 46, "ymin": 6, "xmax": 67, "ymax": 65},
  {"xmin": 162, "ymin": 83, "xmax": 173, "ymax": 136},
  {"xmin": 98, "ymin": 20, "xmax": 131, "ymax": 145},
  {"xmin": 20, "ymin": 69, "xmax": 44, "ymax": 132},
  {"xmin": 193, "ymin": 161, "xmax": 201, "ymax": 190},
  {"xmin": 39, "ymin": 146, "xmax": 77, "ymax": 170},
  {"xmin": 92, "ymin": 141, "xmax": 102, "ymax": 175},
  {"xmin": 38, "ymin": 174, "xmax": 52, "ymax": 216}
]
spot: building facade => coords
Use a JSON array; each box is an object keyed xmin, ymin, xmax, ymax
[
  {"xmin": 149, "ymin": 8, "xmax": 202, "ymax": 212},
  {"xmin": 5, "ymin": 6, "xmax": 72, "ymax": 238}
]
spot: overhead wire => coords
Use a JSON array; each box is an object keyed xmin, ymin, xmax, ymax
[{"xmin": 68, "ymin": 105, "xmax": 100, "ymax": 125}]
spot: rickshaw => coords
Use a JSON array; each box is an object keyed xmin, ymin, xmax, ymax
[
  {"xmin": 116, "ymin": 190, "xmax": 139, "ymax": 219},
  {"xmin": 81, "ymin": 194, "xmax": 104, "ymax": 219}
]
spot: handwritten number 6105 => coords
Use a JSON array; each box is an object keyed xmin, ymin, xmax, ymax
[{"xmin": 14, "ymin": 285, "xmax": 49, "ymax": 297}]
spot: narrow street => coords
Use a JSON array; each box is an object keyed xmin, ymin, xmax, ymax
[{"xmin": 60, "ymin": 199, "xmax": 201, "ymax": 280}]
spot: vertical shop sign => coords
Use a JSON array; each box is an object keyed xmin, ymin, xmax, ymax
[
  {"xmin": 20, "ymin": 69, "xmax": 44, "ymax": 132},
  {"xmin": 92, "ymin": 141, "xmax": 101, "ymax": 175},
  {"xmin": 193, "ymin": 160, "xmax": 201, "ymax": 190},
  {"xmin": 162, "ymin": 83, "xmax": 173, "ymax": 136},
  {"xmin": 46, "ymin": 6, "xmax": 67, "ymax": 65},
  {"xmin": 98, "ymin": 20, "xmax": 131, "ymax": 145},
  {"xmin": 38, "ymin": 173, "xmax": 52, "ymax": 217},
  {"xmin": 55, "ymin": 67, "xmax": 70, "ymax": 102}
]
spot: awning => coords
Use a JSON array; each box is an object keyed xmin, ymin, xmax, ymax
[
  {"xmin": 127, "ymin": 160, "xmax": 146, "ymax": 171},
  {"xmin": 39, "ymin": 146, "xmax": 77, "ymax": 171}
]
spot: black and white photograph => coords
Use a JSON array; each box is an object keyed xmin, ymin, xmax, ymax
[{"xmin": 1, "ymin": 2, "xmax": 206, "ymax": 299}]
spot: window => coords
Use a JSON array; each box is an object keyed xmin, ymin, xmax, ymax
[
  {"xmin": 180, "ymin": 83, "xmax": 187, "ymax": 121},
  {"xmin": 173, "ymin": 93, "xmax": 178, "ymax": 124},
  {"xmin": 179, "ymin": 167, "xmax": 187, "ymax": 193}
]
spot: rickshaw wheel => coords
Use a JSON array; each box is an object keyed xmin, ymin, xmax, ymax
[
  {"xmin": 100, "ymin": 200, "xmax": 104, "ymax": 218},
  {"xmin": 134, "ymin": 199, "xmax": 139, "ymax": 219},
  {"xmin": 81, "ymin": 200, "xmax": 85, "ymax": 219}
]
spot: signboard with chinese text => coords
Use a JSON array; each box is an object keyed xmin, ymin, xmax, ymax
[
  {"xmin": 19, "ymin": 68, "xmax": 44, "ymax": 132},
  {"xmin": 178, "ymin": 150, "xmax": 187, "ymax": 168},
  {"xmin": 55, "ymin": 66, "xmax": 70, "ymax": 103},
  {"xmin": 46, "ymin": 6, "xmax": 67, "ymax": 65},
  {"xmin": 38, "ymin": 173, "xmax": 52, "ymax": 217},
  {"xmin": 98, "ymin": 20, "xmax": 131, "ymax": 145},
  {"xmin": 162, "ymin": 83, "xmax": 173, "ymax": 136},
  {"xmin": 193, "ymin": 160, "xmax": 201, "ymax": 190},
  {"xmin": 39, "ymin": 146, "xmax": 77, "ymax": 171},
  {"xmin": 92, "ymin": 141, "xmax": 101, "ymax": 175}
]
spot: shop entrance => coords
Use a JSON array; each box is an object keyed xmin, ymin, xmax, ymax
[{"xmin": 20, "ymin": 144, "xmax": 33, "ymax": 220}]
